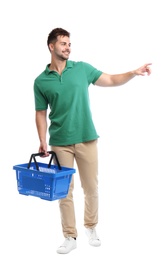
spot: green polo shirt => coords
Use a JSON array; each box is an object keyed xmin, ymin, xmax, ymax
[{"xmin": 34, "ymin": 60, "xmax": 103, "ymax": 146}]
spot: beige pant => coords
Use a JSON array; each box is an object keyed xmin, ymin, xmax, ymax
[{"xmin": 51, "ymin": 140, "xmax": 98, "ymax": 238}]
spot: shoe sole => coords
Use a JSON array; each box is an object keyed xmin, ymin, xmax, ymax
[
  {"xmin": 89, "ymin": 242, "xmax": 101, "ymax": 247},
  {"xmin": 57, "ymin": 245, "xmax": 77, "ymax": 254}
]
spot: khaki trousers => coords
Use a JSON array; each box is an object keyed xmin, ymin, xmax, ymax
[{"xmin": 51, "ymin": 140, "xmax": 98, "ymax": 238}]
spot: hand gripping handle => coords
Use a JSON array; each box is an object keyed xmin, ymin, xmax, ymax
[{"xmin": 27, "ymin": 151, "xmax": 62, "ymax": 171}]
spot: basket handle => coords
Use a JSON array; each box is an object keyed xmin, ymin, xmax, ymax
[{"xmin": 27, "ymin": 151, "xmax": 62, "ymax": 171}]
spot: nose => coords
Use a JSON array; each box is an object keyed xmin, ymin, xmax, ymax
[{"xmin": 65, "ymin": 46, "xmax": 70, "ymax": 52}]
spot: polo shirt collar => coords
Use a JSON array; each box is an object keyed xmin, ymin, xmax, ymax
[{"xmin": 45, "ymin": 60, "xmax": 73, "ymax": 75}]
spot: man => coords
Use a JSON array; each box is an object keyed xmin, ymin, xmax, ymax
[{"xmin": 33, "ymin": 28, "xmax": 152, "ymax": 254}]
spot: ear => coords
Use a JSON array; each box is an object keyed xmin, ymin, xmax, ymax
[{"xmin": 49, "ymin": 43, "xmax": 54, "ymax": 52}]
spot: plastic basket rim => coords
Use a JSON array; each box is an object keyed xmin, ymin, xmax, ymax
[{"xmin": 13, "ymin": 162, "xmax": 76, "ymax": 178}]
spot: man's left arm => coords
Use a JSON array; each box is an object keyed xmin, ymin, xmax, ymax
[{"xmin": 95, "ymin": 63, "xmax": 152, "ymax": 87}]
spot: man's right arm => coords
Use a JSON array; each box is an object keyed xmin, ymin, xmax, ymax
[{"xmin": 35, "ymin": 110, "xmax": 48, "ymax": 155}]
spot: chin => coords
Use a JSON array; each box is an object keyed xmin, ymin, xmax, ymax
[{"xmin": 64, "ymin": 57, "xmax": 69, "ymax": 61}]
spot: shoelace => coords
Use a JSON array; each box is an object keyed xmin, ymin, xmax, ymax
[
  {"xmin": 60, "ymin": 237, "xmax": 72, "ymax": 248},
  {"xmin": 89, "ymin": 229, "xmax": 100, "ymax": 241}
]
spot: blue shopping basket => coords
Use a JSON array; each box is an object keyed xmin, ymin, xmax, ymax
[{"xmin": 13, "ymin": 151, "xmax": 75, "ymax": 201}]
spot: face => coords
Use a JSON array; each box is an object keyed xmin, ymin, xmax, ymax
[{"xmin": 50, "ymin": 35, "xmax": 71, "ymax": 61}]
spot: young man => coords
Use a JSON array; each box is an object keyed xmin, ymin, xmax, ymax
[{"xmin": 33, "ymin": 28, "xmax": 152, "ymax": 254}]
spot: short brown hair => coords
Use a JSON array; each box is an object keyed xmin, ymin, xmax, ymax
[{"xmin": 47, "ymin": 28, "xmax": 70, "ymax": 50}]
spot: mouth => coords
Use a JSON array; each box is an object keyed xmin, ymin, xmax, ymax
[{"xmin": 63, "ymin": 51, "xmax": 70, "ymax": 55}]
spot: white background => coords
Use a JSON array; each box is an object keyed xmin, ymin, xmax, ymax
[{"xmin": 0, "ymin": 0, "xmax": 168, "ymax": 259}]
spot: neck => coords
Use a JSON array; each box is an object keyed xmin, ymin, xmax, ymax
[{"xmin": 49, "ymin": 59, "xmax": 67, "ymax": 74}]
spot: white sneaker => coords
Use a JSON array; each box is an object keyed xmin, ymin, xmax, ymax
[
  {"xmin": 56, "ymin": 237, "xmax": 77, "ymax": 254},
  {"xmin": 85, "ymin": 228, "xmax": 101, "ymax": 247}
]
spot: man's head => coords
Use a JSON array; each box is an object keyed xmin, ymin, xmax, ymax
[
  {"xmin": 47, "ymin": 28, "xmax": 71, "ymax": 61},
  {"xmin": 47, "ymin": 28, "xmax": 70, "ymax": 51}
]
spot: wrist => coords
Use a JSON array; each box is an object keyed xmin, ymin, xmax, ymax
[{"xmin": 131, "ymin": 70, "xmax": 136, "ymax": 77}]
